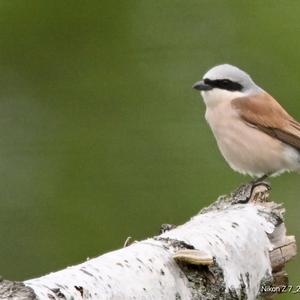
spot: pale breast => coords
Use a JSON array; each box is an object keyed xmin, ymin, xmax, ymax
[{"xmin": 204, "ymin": 101, "xmax": 298, "ymax": 176}]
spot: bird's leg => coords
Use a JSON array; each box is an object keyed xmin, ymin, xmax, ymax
[
  {"xmin": 251, "ymin": 174, "xmax": 269, "ymax": 184},
  {"xmin": 232, "ymin": 174, "xmax": 270, "ymax": 204}
]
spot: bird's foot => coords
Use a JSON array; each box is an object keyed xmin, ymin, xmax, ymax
[{"xmin": 232, "ymin": 176, "xmax": 271, "ymax": 204}]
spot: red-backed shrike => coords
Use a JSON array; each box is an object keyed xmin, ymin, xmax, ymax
[{"xmin": 193, "ymin": 64, "xmax": 300, "ymax": 179}]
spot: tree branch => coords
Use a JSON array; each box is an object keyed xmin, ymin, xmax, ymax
[{"xmin": 0, "ymin": 183, "xmax": 296, "ymax": 299}]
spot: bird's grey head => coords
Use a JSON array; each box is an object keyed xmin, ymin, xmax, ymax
[{"xmin": 193, "ymin": 64, "xmax": 262, "ymax": 95}]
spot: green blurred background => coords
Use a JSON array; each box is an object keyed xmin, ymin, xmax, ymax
[{"xmin": 0, "ymin": 1, "xmax": 299, "ymax": 298}]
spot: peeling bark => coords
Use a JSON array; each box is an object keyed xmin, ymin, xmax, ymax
[
  {"xmin": 0, "ymin": 278, "xmax": 37, "ymax": 300},
  {"xmin": 0, "ymin": 183, "xmax": 296, "ymax": 300}
]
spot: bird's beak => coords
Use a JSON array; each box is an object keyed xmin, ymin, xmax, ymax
[{"xmin": 192, "ymin": 80, "xmax": 212, "ymax": 91}]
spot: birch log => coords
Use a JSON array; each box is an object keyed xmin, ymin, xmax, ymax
[{"xmin": 0, "ymin": 182, "xmax": 296, "ymax": 300}]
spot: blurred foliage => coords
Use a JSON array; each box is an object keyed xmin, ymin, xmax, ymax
[{"xmin": 0, "ymin": 1, "xmax": 299, "ymax": 298}]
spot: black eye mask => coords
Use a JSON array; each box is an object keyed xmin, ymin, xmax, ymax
[{"xmin": 203, "ymin": 78, "xmax": 243, "ymax": 91}]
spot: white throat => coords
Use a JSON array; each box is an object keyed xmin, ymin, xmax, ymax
[{"xmin": 201, "ymin": 89, "xmax": 245, "ymax": 108}]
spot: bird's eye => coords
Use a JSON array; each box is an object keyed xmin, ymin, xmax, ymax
[{"xmin": 220, "ymin": 79, "xmax": 231, "ymax": 85}]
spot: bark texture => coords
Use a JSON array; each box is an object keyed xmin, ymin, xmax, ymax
[{"xmin": 0, "ymin": 183, "xmax": 296, "ymax": 300}]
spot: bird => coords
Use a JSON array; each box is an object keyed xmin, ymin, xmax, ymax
[{"xmin": 193, "ymin": 64, "xmax": 300, "ymax": 181}]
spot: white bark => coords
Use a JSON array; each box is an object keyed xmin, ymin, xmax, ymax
[{"xmin": 0, "ymin": 183, "xmax": 296, "ymax": 300}]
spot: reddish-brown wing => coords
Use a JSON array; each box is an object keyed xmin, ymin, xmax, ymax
[{"xmin": 232, "ymin": 92, "xmax": 300, "ymax": 150}]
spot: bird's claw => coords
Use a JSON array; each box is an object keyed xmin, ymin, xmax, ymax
[{"xmin": 232, "ymin": 180, "xmax": 271, "ymax": 204}]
